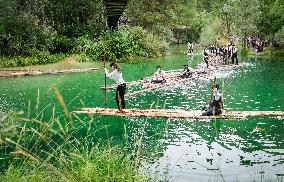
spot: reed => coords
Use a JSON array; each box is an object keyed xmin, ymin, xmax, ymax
[{"xmin": 0, "ymin": 89, "xmax": 147, "ymax": 181}]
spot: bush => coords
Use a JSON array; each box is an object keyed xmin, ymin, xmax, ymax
[
  {"xmin": 72, "ymin": 27, "xmax": 169, "ymax": 62},
  {"xmin": 51, "ymin": 36, "xmax": 76, "ymax": 54},
  {"xmin": 239, "ymin": 47, "xmax": 250, "ymax": 57},
  {"xmin": 0, "ymin": 12, "xmax": 57, "ymax": 56},
  {"xmin": 275, "ymin": 26, "xmax": 284, "ymax": 48}
]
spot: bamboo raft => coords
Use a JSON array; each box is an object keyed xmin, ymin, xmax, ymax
[
  {"xmin": 102, "ymin": 64, "xmax": 242, "ymax": 91},
  {"xmin": 100, "ymin": 69, "xmax": 183, "ymax": 90},
  {"xmin": 123, "ymin": 64, "xmax": 242, "ymax": 98},
  {"xmin": 0, "ymin": 68, "xmax": 98, "ymax": 77},
  {"xmin": 74, "ymin": 108, "xmax": 284, "ymax": 119}
]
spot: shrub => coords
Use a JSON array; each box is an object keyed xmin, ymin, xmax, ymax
[
  {"xmin": 72, "ymin": 26, "xmax": 169, "ymax": 62},
  {"xmin": 275, "ymin": 26, "xmax": 284, "ymax": 48},
  {"xmin": 239, "ymin": 47, "xmax": 249, "ymax": 57},
  {"xmin": 52, "ymin": 36, "xmax": 76, "ymax": 54}
]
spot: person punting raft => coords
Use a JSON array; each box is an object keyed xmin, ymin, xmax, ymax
[
  {"xmin": 104, "ymin": 62, "xmax": 126, "ymax": 113},
  {"xmin": 202, "ymin": 79, "xmax": 223, "ymax": 116}
]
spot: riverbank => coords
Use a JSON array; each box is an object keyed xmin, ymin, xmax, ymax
[
  {"xmin": 0, "ymin": 59, "xmax": 99, "ymax": 77},
  {"xmin": 240, "ymin": 47, "xmax": 284, "ymax": 57}
]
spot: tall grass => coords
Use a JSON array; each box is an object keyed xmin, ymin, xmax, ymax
[{"xmin": 0, "ymin": 87, "xmax": 147, "ymax": 181}]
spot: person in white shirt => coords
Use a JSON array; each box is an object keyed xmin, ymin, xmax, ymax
[
  {"xmin": 152, "ymin": 66, "xmax": 166, "ymax": 83},
  {"xmin": 104, "ymin": 62, "xmax": 126, "ymax": 112},
  {"xmin": 231, "ymin": 44, "xmax": 238, "ymax": 65},
  {"xmin": 197, "ymin": 62, "xmax": 207, "ymax": 73}
]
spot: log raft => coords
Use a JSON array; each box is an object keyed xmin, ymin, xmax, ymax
[
  {"xmin": 0, "ymin": 68, "xmax": 98, "ymax": 77},
  {"xmin": 74, "ymin": 108, "xmax": 284, "ymax": 119},
  {"xmin": 101, "ymin": 64, "xmax": 242, "ymax": 92}
]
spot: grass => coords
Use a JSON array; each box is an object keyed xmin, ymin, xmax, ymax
[
  {"xmin": 0, "ymin": 145, "xmax": 146, "ymax": 182},
  {"xmin": 0, "ymin": 86, "xmax": 147, "ymax": 182}
]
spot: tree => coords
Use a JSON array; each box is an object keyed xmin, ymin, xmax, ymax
[
  {"xmin": 124, "ymin": 0, "xmax": 197, "ymax": 43},
  {"xmin": 258, "ymin": 0, "xmax": 284, "ymax": 38}
]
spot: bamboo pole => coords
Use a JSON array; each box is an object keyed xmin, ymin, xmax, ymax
[{"xmin": 104, "ymin": 32, "xmax": 107, "ymax": 106}]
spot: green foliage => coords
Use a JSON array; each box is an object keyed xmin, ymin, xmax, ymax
[
  {"xmin": 0, "ymin": 146, "xmax": 146, "ymax": 182},
  {"xmin": 239, "ymin": 47, "xmax": 250, "ymax": 57},
  {"xmin": 72, "ymin": 27, "xmax": 169, "ymax": 62},
  {"xmin": 258, "ymin": 0, "xmax": 284, "ymax": 37},
  {"xmin": 0, "ymin": 53, "xmax": 66, "ymax": 68},
  {"xmin": 246, "ymin": 47, "xmax": 284, "ymax": 57},
  {"xmin": 52, "ymin": 36, "xmax": 76, "ymax": 53},
  {"xmin": 216, "ymin": 0, "xmax": 261, "ymax": 37},
  {"xmin": 262, "ymin": 48, "xmax": 284, "ymax": 57},
  {"xmin": 0, "ymin": 165, "xmax": 23, "ymax": 182},
  {"xmin": 275, "ymin": 26, "xmax": 284, "ymax": 47},
  {"xmin": 0, "ymin": 0, "xmax": 283, "ymax": 67},
  {"xmin": 0, "ymin": 12, "xmax": 57, "ymax": 56},
  {"xmin": 233, "ymin": 0, "xmax": 261, "ymax": 37},
  {"xmin": 0, "ymin": 0, "xmax": 105, "ymax": 57},
  {"xmin": 199, "ymin": 18, "xmax": 223, "ymax": 46},
  {"xmin": 125, "ymin": 0, "xmax": 198, "ymax": 44}
]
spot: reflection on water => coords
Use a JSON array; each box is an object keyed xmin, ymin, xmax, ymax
[
  {"xmin": 0, "ymin": 51, "xmax": 283, "ymax": 181},
  {"xmin": 125, "ymin": 59, "xmax": 284, "ymax": 181}
]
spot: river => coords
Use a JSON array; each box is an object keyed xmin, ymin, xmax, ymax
[{"xmin": 0, "ymin": 45, "xmax": 283, "ymax": 181}]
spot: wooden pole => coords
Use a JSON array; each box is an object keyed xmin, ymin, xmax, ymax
[
  {"xmin": 221, "ymin": 78, "xmax": 224, "ymax": 109},
  {"xmin": 104, "ymin": 32, "xmax": 107, "ymax": 106},
  {"xmin": 210, "ymin": 77, "xmax": 217, "ymax": 105}
]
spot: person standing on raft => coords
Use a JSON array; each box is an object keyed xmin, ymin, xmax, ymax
[{"xmin": 104, "ymin": 62, "xmax": 126, "ymax": 112}]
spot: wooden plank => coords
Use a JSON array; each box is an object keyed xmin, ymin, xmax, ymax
[{"xmin": 74, "ymin": 108, "xmax": 284, "ymax": 119}]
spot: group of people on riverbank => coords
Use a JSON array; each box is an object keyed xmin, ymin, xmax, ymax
[
  {"xmin": 202, "ymin": 43, "xmax": 239, "ymax": 68},
  {"xmin": 248, "ymin": 37, "xmax": 264, "ymax": 52}
]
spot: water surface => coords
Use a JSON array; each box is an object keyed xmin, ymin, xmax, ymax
[{"xmin": 0, "ymin": 45, "xmax": 283, "ymax": 181}]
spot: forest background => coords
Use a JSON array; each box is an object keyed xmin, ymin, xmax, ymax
[{"xmin": 0, "ymin": 0, "xmax": 283, "ymax": 67}]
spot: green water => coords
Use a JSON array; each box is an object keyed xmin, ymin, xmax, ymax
[{"xmin": 0, "ymin": 45, "xmax": 283, "ymax": 181}]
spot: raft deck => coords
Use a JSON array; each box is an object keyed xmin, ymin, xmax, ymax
[{"xmin": 74, "ymin": 108, "xmax": 284, "ymax": 119}]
